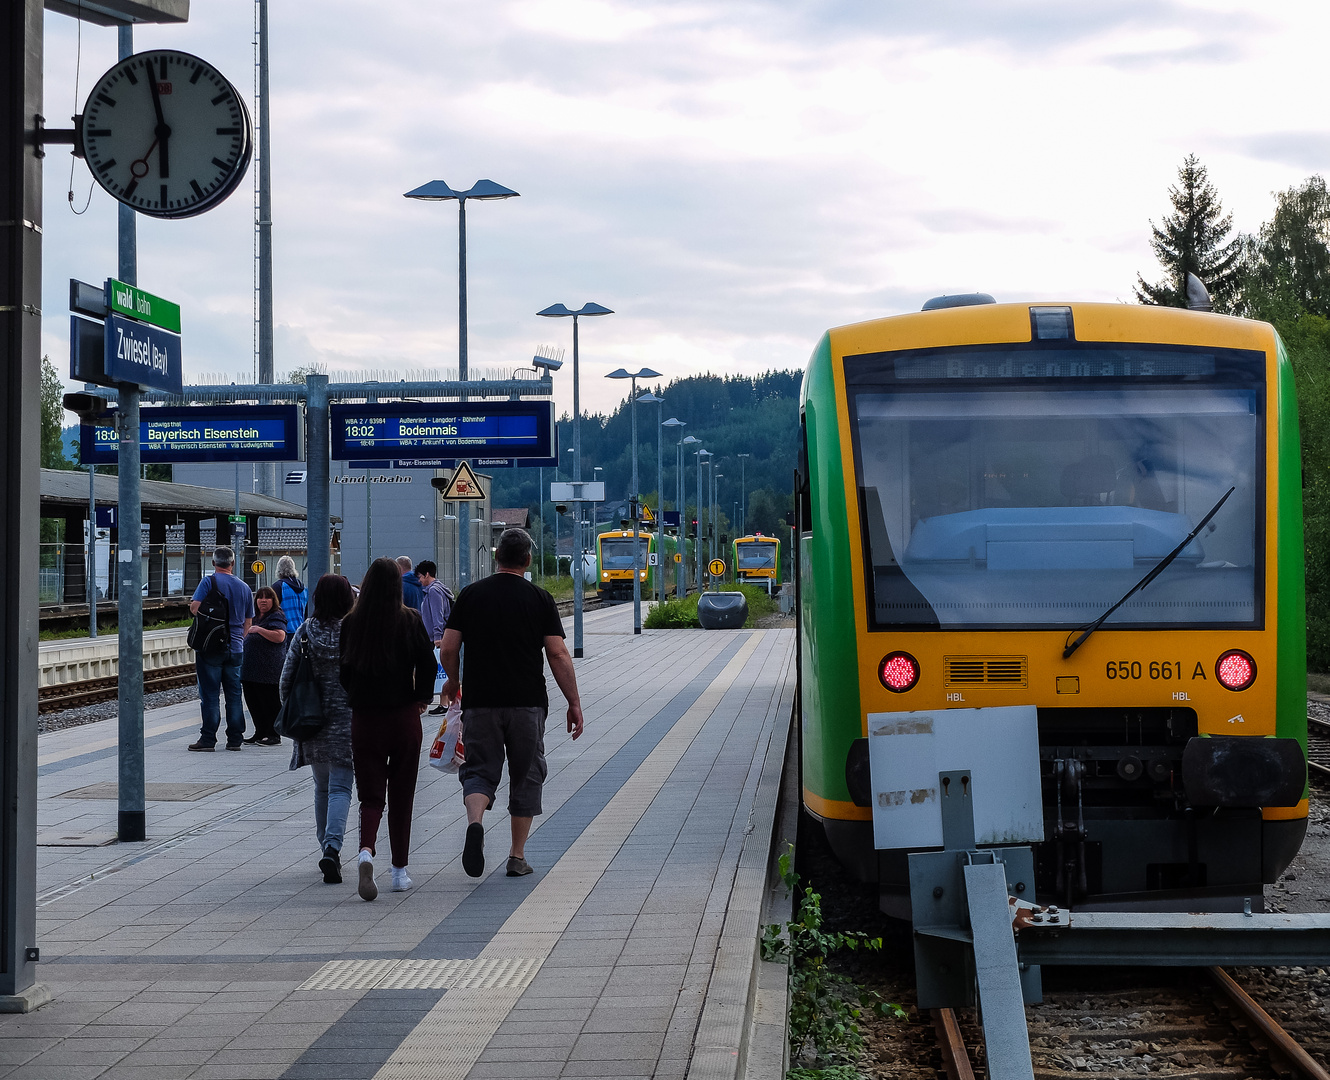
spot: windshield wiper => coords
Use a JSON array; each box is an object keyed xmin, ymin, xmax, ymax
[{"xmin": 1062, "ymin": 486, "xmax": 1235, "ymax": 660}]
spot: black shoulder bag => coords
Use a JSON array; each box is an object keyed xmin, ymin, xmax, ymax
[{"xmin": 274, "ymin": 630, "xmax": 328, "ymax": 740}]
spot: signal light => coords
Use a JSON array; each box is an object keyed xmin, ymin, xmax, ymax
[
  {"xmin": 878, "ymin": 651, "xmax": 919, "ymax": 693},
  {"xmin": 1215, "ymin": 650, "xmax": 1256, "ymax": 691}
]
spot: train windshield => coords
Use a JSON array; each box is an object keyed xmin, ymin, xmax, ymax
[
  {"xmin": 737, "ymin": 542, "xmax": 778, "ymax": 570},
  {"xmin": 847, "ymin": 344, "xmax": 1264, "ymax": 630},
  {"xmin": 600, "ymin": 537, "xmax": 648, "ymax": 570}
]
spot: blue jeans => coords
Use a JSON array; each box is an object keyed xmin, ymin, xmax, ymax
[
  {"xmin": 311, "ymin": 763, "xmax": 354, "ymax": 853},
  {"xmin": 196, "ymin": 649, "xmax": 245, "ymax": 746}
]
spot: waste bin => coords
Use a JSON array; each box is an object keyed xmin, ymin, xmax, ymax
[{"xmin": 697, "ymin": 591, "xmax": 748, "ymax": 629}]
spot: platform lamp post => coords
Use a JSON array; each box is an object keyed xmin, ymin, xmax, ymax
[
  {"xmin": 593, "ymin": 466, "xmax": 604, "ymax": 551},
  {"xmin": 538, "ymin": 302, "xmax": 613, "ymax": 658},
  {"xmin": 664, "ymin": 419, "xmax": 687, "ymax": 596},
  {"xmin": 404, "ymin": 177, "xmax": 519, "ymax": 589},
  {"xmin": 714, "ymin": 473, "xmax": 724, "ymax": 575},
  {"xmin": 606, "ymin": 367, "xmax": 662, "ymax": 635},
  {"xmin": 737, "ymin": 453, "xmax": 750, "ymax": 537},
  {"xmin": 693, "ymin": 446, "xmax": 710, "ymax": 594},
  {"xmin": 637, "ymin": 391, "xmax": 664, "ymax": 603}
]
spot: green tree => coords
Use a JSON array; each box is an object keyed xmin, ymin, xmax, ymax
[
  {"xmin": 41, "ymin": 356, "xmax": 74, "ymax": 470},
  {"xmin": 1238, "ymin": 176, "xmax": 1330, "ymax": 321},
  {"xmin": 1275, "ymin": 313, "xmax": 1330, "ymax": 669},
  {"xmin": 1136, "ymin": 154, "xmax": 1243, "ymax": 311}
]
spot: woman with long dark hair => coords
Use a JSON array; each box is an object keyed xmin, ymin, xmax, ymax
[
  {"xmin": 281, "ymin": 574, "xmax": 357, "ymax": 884},
  {"xmin": 242, "ymin": 585, "xmax": 287, "ymax": 745},
  {"xmin": 339, "ymin": 557, "xmax": 437, "ymax": 900}
]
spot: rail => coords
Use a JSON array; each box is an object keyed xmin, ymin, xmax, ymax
[
  {"xmin": 1309, "ymin": 715, "xmax": 1330, "ymax": 779},
  {"xmin": 38, "ymin": 663, "xmax": 198, "ymax": 712},
  {"xmin": 933, "ymin": 967, "xmax": 1329, "ymax": 1080}
]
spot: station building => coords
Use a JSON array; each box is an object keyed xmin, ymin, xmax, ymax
[{"xmin": 172, "ymin": 461, "xmax": 497, "ymax": 589}]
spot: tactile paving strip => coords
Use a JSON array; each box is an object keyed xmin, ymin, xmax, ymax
[{"xmin": 296, "ymin": 956, "xmax": 541, "ymax": 993}]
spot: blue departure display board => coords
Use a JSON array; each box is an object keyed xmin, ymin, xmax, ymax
[
  {"xmin": 81, "ymin": 405, "xmax": 303, "ymax": 465},
  {"xmin": 330, "ymin": 402, "xmax": 556, "ymax": 463}
]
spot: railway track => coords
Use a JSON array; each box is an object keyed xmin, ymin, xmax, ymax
[
  {"xmin": 38, "ymin": 663, "xmax": 197, "ymax": 713},
  {"xmin": 933, "ymin": 965, "xmax": 1329, "ymax": 1080},
  {"xmin": 1309, "ymin": 715, "xmax": 1330, "ymax": 780}
]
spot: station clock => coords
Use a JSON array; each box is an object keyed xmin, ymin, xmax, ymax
[{"xmin": 80, "ymin": 49, "xmax": 253, "ymax": 220}]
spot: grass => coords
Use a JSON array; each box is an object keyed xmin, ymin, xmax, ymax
[
  {"xmin": 1308, "ymin": 672, "xmax": 1330, "ymax": 695},
  {"xmin": 644, "ymin": 583, "xmax": 779, "ymax": 629},
  {"xmin": 39, "ymin": 616, "xmax": 192, "ymax": 642},
  {"xmin": 536, "ymin": 575, "xmax": 598, "ymax": 602}
]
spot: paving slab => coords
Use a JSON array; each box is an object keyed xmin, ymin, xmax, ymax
[{"xmin": 5, "ymin": 602, "xmax": 794, "ymax": 1078}]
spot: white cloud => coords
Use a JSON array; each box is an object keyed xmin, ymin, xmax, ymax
[{"xmin": 38, "ymin": 0, "xmax": 1330, "ymax": 421}]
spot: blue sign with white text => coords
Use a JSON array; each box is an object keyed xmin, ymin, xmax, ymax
[
  {"xmin": 345, "ymin": 455, "xmax": 558, "ymax": 470},
  {"xmin": 81, "ymin": 405, "xmax": 303, "ymax": 465},
  {"xmin": 103, "ymin": 313, "xmax": 183, "ymax": 394},
  {"xmin": 330, "ymin": 401, "xmax": 555, "ymax": 463}
]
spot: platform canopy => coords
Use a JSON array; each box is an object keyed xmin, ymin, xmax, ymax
[
  {"xmin": 43, "ymin": 0, "xmax": 188, "ymax": 25},
  {"xmin": 39, "ymin": 469, "xmax": 334, "ymax": 522}
]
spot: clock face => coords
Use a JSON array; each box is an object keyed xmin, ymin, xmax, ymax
[{"xmin": 80, "ymin": 50, "xmax": 253, "ymax": 220}]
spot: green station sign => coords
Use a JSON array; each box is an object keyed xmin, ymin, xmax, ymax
[{"xmin": 107, "ymin": 278, "xmax": 181, "ymax": 334}]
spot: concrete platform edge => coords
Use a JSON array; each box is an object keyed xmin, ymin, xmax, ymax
[
  {"xmin": 688, "ymin": 650, "xmax": 797, "ymax": 1080},
  {"xmin": 0, "ymin": 981, "xmax": 52, "ymax": 1013}
]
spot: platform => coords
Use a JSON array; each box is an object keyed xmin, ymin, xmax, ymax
[{"xmin": 4, "ymin": 602, "xmax": 796, "ymax": 1079}]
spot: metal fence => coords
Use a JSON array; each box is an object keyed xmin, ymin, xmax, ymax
[{"xmin": 38, "ymin": 543, "xmax": 308, "ymax": 606}]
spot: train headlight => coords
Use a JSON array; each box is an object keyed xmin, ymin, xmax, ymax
[
  {"xmin": 602, "ymin": 572, "xmax": 609, "ymax": 580},
  {"xmin": 878, "ymin": 651, "xmax": 919, "ymax": 693},
  {"xmin": 1216, "ymin": 650, "xmax": 1256, "ymax": 691}
]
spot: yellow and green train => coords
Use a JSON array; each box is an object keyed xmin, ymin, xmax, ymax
[
  {"xmin": 798, "ymin": 296, "xmax": 1308, "ymax": 913},
  {"xmin": 733, "ymin": 535, "xmax": 781, "ymax": 592},
  {"xmin": 596, "ymin": 529, "xmax": 680, "ymax": 602}
]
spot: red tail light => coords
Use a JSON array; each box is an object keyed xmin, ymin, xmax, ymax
[
  {"xmin": 879, "ymin": 652, "xmax": 920, "ymax": 693},
  {"xmin": 1215, "ymin": 650, "xmax": 1256, "ymax": 691}
]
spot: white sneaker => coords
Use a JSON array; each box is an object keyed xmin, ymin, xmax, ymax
[
  {"xmin": 391, "ymin": 867, "xmax": 413, "ymax": 892},
  {"xmin": 358, "ymin": 851, "xmax": 377, "ymax": 901}
]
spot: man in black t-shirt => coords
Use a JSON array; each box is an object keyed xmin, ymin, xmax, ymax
[{"xmin": 439, "ymin": 528, "xmax": 584, "ymax": 879}]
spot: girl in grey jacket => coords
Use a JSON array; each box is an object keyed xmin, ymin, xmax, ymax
[{"xmin": 280, "ymin": 574, "xmax": 356, "ymax": 883}]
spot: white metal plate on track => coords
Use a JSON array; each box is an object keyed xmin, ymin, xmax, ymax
[{"xmin": 296, "ymin": 957, "xmax": 542, "ymax": 993}]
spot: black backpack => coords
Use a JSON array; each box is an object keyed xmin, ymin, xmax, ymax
[{"xmin": 187, "ymin": 577, "xmax": 231, "ymax": 657}]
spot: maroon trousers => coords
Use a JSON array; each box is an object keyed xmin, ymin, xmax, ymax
[{"xmin": 351, "ymin": 702, "xmax": 423, "ymax": 868}]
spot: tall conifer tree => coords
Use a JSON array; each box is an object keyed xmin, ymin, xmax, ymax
[{"xmin": 1136, "ymin": 154, "xmax": 1243, "ymax": 310}]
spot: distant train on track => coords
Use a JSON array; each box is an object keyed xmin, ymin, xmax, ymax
[
  {"xmin": 595, "ymin": 528, "xmax": 680, "ymax": 602},
  {"xmin": 733, "ymin": 535, "xmax": 781, "ymax": 592},
  {"xmin": 797, "ymin": 294, "xmax": 1309, "ymax": 913}
]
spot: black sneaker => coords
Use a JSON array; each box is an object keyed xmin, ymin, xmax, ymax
[
  {"xmin": 462, "ymin": 822, "xmax": 485, "ymax": 878},
  {"xmin": 225, "ymin": 743, "xmax": 243, "ymax": 751},
  {"xmin": 187, "ymin": 741, "xmax": 215, "ymax": 752},
  {"xmin": 319, "ymin": 846, "xmax": 342, "ymax": 884}
]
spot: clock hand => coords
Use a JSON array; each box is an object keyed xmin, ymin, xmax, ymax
[
  {"xmin": 148, "ymin": 65, "xmax": 171, "ymax": 179},
  {"xmin": 130, "ymin": 138, "xmax": 158, "ymax": 180}
]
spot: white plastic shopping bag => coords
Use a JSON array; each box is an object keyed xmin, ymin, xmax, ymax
[{"xmin": 428, "ymin": 700, "xmax": 464, "ymax": 773}]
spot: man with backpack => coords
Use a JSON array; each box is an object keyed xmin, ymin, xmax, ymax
[
  {"xmin": 274, "ymin": 555, "xmax": 308, "ymax": 631},
  {"xmin": 188, "ymin": 546, "xmax": 255, "ymax": 751}
]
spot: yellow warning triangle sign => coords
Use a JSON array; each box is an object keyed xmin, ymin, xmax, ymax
[
  {"xmin": 641, "ymin": 503, "xmax": 655, "ymax": 524},
  {"xmin": 440, "ymin": 461, "xmax": 486, "ymax": 501}
]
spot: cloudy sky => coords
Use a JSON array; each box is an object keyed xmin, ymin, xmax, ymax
[{"xmin": 39, "ymin": 0, "xmax": 1330, "ymax": 417}]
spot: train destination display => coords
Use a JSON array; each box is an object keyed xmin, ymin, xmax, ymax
[
  {"xmin": 330, "ymin": 402, "xmax": 556, "ymax": 463},
  {"xmin": 81, "ymin": 405, "xmax": 303, "ymax": 465}
]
